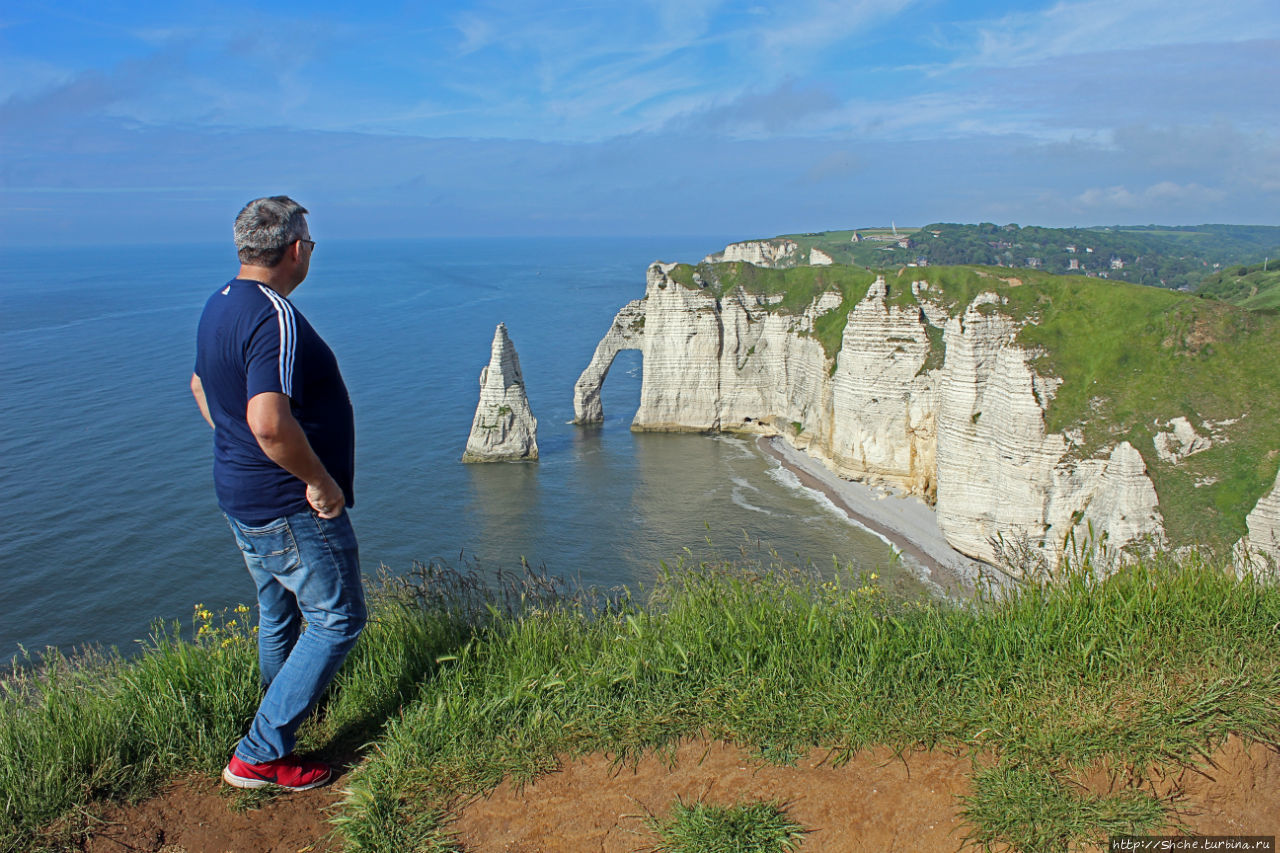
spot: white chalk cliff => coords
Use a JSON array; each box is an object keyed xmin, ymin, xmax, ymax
[
  {"xmin": 702, "ymin": 238, "xmax": 833, "ymax": 269},
  {"xmin": 703, "ymin": 240, "xmax": 798, "ymax": 267},
  {"xmin": 463, "ymin": 323, "xmax": 538, "ymax": 463},
  {"xmin": 572, "ymin": 263, "xmax": 1279, "ymax": 576},
  {"xmin": 1236, "ymin": 468, "xmax": 1280, "ymax": 575},
  {"xmin": 1153, "ymin": 417, "xmax": 1213, "ymax": 464},
  {"xmin": 573, "ymin": 299, "xmax": 645, "ymax": 425}
]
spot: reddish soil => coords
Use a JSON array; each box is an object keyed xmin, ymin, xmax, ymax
[
  {"xmin": 452, "ymin": 741, "xmax": 972, "ymax": 852},
  {"xmin": 67, "ymin": 737, "xmax": 1279, "ymax": 852},
  {"xmin": 74, "ymin": 776, "xmax": 345, "ymax": 853}
]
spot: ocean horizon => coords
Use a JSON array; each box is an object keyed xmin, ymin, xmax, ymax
[{"xmin": 1, "ymin": 236, "xmax": 914, "ymax": 663}]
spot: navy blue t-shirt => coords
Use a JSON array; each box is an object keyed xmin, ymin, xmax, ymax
[{"xmin": 195, "ymin": 279, "xmax": 355, "ymax": 525}]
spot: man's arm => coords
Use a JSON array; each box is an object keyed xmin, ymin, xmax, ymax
[
  {"xmin": 246, "ymin": 391, "xmax": 345, "ymax": 518},
  {"xmin": 191, "ymin": 373, "xmax": 214, "ymax": 429}
]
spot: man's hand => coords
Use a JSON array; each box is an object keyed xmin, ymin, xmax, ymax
[
  {"xmin": 247, "ymin": 391, "xmax": 345, "ymax": 518},
  {"xmin": 306, "ymin": 479, "xmax": 346, "ymax": 519}
]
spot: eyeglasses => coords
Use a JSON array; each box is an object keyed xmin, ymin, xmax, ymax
[{"xmin": 298, "ymin": 239, "xmax": 316, "ymax": 250}]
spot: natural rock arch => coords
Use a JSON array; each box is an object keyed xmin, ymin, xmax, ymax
[{"xmin": 572, "ymin": 298, "xmax": 645, "ymax": 424}]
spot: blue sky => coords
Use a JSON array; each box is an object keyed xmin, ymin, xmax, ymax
[{"xmin": 2, "ymin": 0, "xmax": 1277, "ymax": 245}]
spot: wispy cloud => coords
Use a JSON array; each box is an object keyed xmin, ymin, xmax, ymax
[
  {"xmin": 958, "ymin": 0, "xmax": 1280, "ymax": 68},
  {"xmin": 451, "ymin": 11, "xmax": 499, "ymax": 56},
  {"xmin": 754, "ymin": 0, "xmax": 918, "ymax": 57},
  {"xmin": 0, "ymin": 55, "xmax": 74, "ymax": 102},
  {"xmin": 661, "ymin": 79, "xmax": 842, "ymax": 137},
  {"xmin": 3, "ymin": 0, "xmax": 1278, "ymax": 243},
  {"xmin": 1075, "ymin": 181, "xmax": 1227, "ymax": 210},
  {"xmin": 2, "ymin": 117, "xmax": 1276, "ymax": 246},
  {"xmin": 6, "ymin": 186, "xmax": 248, "ymax": 193},
  {"xmin": 413, "ymin": 0, "xmax": 927, "ymax": 139}
]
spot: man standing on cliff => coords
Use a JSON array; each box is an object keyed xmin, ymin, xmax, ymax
[{"xmin": 191, "ymin": 196, "xmax": 365, "ymax": 791}]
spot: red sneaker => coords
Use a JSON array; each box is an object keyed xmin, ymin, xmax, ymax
[{"xmin": 222, "ymin": 754, "xmax": 333, "ymax": 791}]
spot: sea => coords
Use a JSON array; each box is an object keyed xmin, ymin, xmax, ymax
[{"xmin": 0, "ymin": 236, "xmax": 916, "ymax": 663}]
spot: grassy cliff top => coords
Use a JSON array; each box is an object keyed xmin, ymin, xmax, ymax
[
  {"xmin": 1195, "ymin": 260, "xmax": 1280, "ymax": 310},
  {"xmin": 9, "ymin": 557, "xmax": 1280, "ymax": 851},
  {"xmin": 666, "ymin": 261, "xmax": 1280, "ymax": 551}
]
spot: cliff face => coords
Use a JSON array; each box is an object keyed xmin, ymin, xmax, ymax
[
  {"xmin": 1237, "ymin": 468, "xmax": 1280, "ymax": 575},
  {"xmin": 931, "ymin": 302, "xmax": 1164, "ymax": 563},
  {"xmin": 572, "ymin": 298, "xmax": 645, "ymax": 424},
  {"xmin": 573, "ymin": 263, "xmax": 1251, "ymax": 574},
  {"xmin": 702, "ymin": 239, "xmax": 835, "ymax": 268},
  {"xmin": 703, "ymin": 240, "xmax": 798, "ymax": 267},
  {"xmin": 828, "ymin": 279, "xmax": 937, "ymax": 499},
  {"xmin": 463, "ymin": 323, "xmax": 539, "ymax": 463}
]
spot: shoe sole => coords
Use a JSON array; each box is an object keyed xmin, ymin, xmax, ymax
[{"xmin": 221, "ymin": 765, "xmax": 332, "ymax": 792}]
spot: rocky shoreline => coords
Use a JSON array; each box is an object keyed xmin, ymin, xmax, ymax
[{"xmin": 756, "ymin": 435, "xmax": 997, "ymax": 596}]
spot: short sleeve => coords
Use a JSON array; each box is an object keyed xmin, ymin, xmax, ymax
[{"xmin": 245, "ymin": 291, "xmax": 298, "ymax": 400}]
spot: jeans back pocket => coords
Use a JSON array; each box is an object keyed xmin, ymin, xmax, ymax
[{"xmin": 228, "ymin": 517, "xmax": 302, "ymax": 575}]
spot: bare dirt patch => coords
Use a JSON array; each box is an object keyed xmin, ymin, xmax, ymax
[
  {"xmin": 73, "ymin": 775, "xmax": 345, "ymax": 853},
  {"xmin": 64, "ymin": 738, "xmax": 1280, "ymax": 852},
  {"xmin": 451, "ymin": 740, "xmax": 972, "ymax": 852},
  {"xmin": 1135, "ymin": 735, "xmax": 1279, "ymax": 836},
  {"xmin": 1163, "ymin": 312, "xmax": 1222, "ymax": 355}
]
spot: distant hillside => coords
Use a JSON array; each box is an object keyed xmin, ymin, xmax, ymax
[
  {"xmin": 750, "ymin": 223, "xmax": 1280, "ymax": 291},
  {"xmin": 1194, "ymin": 261, "xmax": 1280, "ymax": 310}
]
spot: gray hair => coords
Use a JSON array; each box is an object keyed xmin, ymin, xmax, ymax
[{"xmin": 234, "ymin": 196, "xmax": 309, "ymax": 267}]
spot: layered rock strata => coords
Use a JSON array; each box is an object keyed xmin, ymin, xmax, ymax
[
  {"xmin": 572, "ymin": 298, "xmax": 645, "ymax": 425},
  {"xmin": 1236, "ymin": 468, "xmax": 1280, "ymax": 575},
  {"xmin": 573, "ymin": 263, "xmax": 1234, "ymax": 575},
  {"xmin": 463, "ymin": 323, "xmax": 538, "ymax": 463},
  {"xmin": 932, "ymin": 304, "xmax": 1164, "ymax": 563}
]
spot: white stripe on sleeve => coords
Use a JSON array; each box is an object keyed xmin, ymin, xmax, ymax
[{"xmin": 257, "ymin": 285, "xmax": 297, "ymax": 397}]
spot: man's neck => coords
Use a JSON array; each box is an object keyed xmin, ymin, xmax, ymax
[{"xmin": 237, "ymin": 264, "xmax": 298, "ymax": 297}]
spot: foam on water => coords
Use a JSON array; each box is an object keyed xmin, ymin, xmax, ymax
[
  {"xmin": 764, "ymin": 458, "xmax": 903, "ymax": 555},
  {"xmin": 729, "ymin": 477, "xmax": 772, "ymax": 516}
]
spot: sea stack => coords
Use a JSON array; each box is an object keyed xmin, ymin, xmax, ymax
[{"xmin": 462, "ymin": 323, "xmax": 539, "ymax": 463}]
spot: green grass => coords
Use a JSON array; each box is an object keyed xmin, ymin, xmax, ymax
[
  {"xmin": 647, "ymin": 797, "xmax": 806, "ymax": 852},
  {"xmin": 718, "ymin": 223, "xmax": 1280, "ymax": 289},
  {"xmin": 0, "ymin": 615, "xmax": 262, "ymax": 851},
  {"xmin": 699, "ymin": 228, "xmax": 920, "ymax": 269},
  {"xmin": 1195, "ymin": 262, "xmax": 1280, "ymax": 311},
  {"xmin": 332, "ymin": 551, "xmax": 1280, "ymax": 852},
  {"xmin": 7, "ymin": 553, "xmax": 1280, "ymax": 853},
  {"xmin": 0, "ymin": 565, "xmax": 496, "ymax": 852},
  {"xmin": 962, "ymin": 764, "xmax": 1165, "ymax": 851},
  {"xmin": 669, "ymin": 261, "xmax": 876, "ymax": 312},
  {"xmin": 776, "ymin": 228, "xmax": 919, "ymax": 268}
]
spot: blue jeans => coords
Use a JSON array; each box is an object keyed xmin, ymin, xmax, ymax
[{"xmin": 225, "ymin": 508, "xmax": 367, "ymax": 763}]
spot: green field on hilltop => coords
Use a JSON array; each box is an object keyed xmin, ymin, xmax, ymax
[
  {"xmin": 1194, "ymin": 260, "xmax": 1280, "ymax": 310},
  {"xmin": 775, "ymin": 227, "xmax": 920, "ymax": 268},
  {"xmin": 667, "ymin": 260, "xmax": 1280, "ymax": 551},
  {"xmin": 720, "ymin": 222, "xmax": 1280, "ymax": 291}
]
